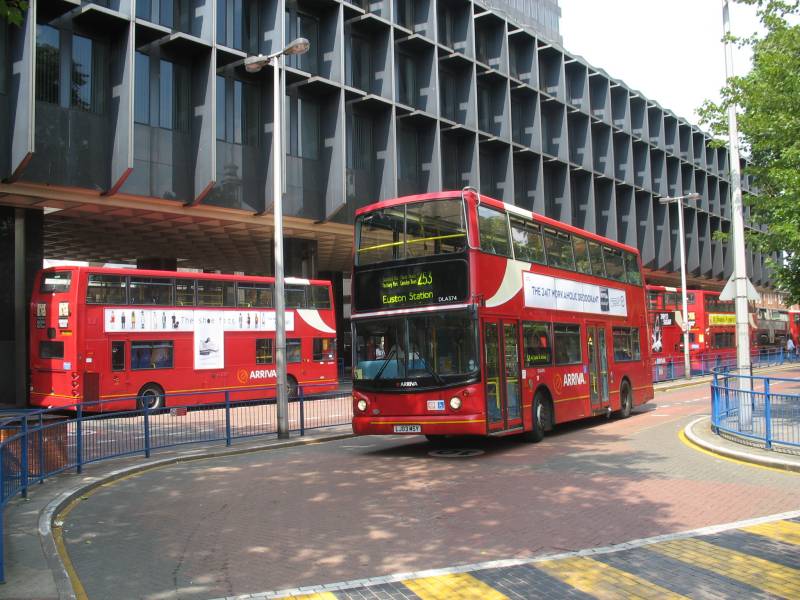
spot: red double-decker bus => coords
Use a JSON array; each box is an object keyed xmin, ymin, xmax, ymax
[
  {"xmin": 646, "ymin": 284, "xmax": 688, "ymax": 357},
  {"xmin": 30, "ymin": 266, "xmax": 338, "ymax": 411},
  {"xmin": 350, "ymin": 190, "xmax": 653, "ymax": 442}
]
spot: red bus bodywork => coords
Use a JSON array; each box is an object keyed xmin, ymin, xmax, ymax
[
  {"xmin": 30, "ymin": 267, "xmax": 338, "ymax": 411},
  {"xmin": 350, "ymin": 191, "xmax": 654, "ymax": 439}
]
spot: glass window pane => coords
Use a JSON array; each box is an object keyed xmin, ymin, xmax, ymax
[
  {"xmin": 175, "ymin": 279, "xmax": 195, "ymax": 306},
  {"xmin": 216, "ymin": 76, "xmax": 226, "ymax": 140},
  {"xmin": 238, "ymin": 283, "xmax": 274, "ymax": 308},
  {"xmin": 243, "ymin": 81, "xmax": 259, "ymax": 146},
  {"xmin": 613, "ymin": 327, "xmax": 641, "ymax": 361},
  {"xmin": 128, "ymin": 277, "xmax": 173, "ymax": 305},
  {"xmin": 134, "ymin": 52, "xmax": 150, "ymax": 124},
  {"xmin": 510, "ymin": 218, "xmax": 545, "ymax": 264},
  {"xmin": 36, "ymin": 25, "xmax": 60, "ymax": 105},
  {"xmin": 356, "ymin": 207, "xmax": 406, "ymax": 265},
  {"xmin": 287, "ymin": 338, "xmax": 302, "ymax": 363},
  {"xmin": 313, "ymin": 338, "xmax": 336, "ymax": 361},
  {"xmin": 573, "ymin": 237, "xmax": 591, "ymax": 274},
  {"xmin": 196, "ymin": 280, "xmax": 235, "ymax": 307},
  {"xmin": 159, "ymin": 60, "xmax": 173, "ymax": 128},
  {"xmin": 300, "ymin": 98, "xmax": 319, "ymax": 159},
  {"xmin": 40, "ymin": 271, "xmax": 72, "ymax": 293},
  {"xmin": 310, "ymin": 285, "xmax": 331, "ymax": 309},
  {"xmin": 405, "ymin": 199, "xmax": 468, "ymax": 258},
  {"xmin": 86, "ymin": 275, "xmax": 127, "ymax": 304},
  {"xmin": 234, "ymin": 79, "xmax": 242, "ymax": 144},
  {"xmin": 256, "ymin": 338, "xmax": 273, "ymax": 364},
  {"xmin": 543, "ymin": 228, "xmax": 575, "ymax": 271},
  {"xmin": 523, "ymin": 321, "xmax": 551, "ymax": 366},
  {"xmin": 40, "ymin": 341, "xmax": 64, "ymax": 359},
  {"xmin": 112, "ymin": 341, "xmax": 125, "ymax": 371},
  {"xmin": 216, "ymin": 0, "xmax": 227, "ymax": 44},
  {"xmin": 298, "ymin": 14, "xmax": 319, "ymax": 74},
  {"xmin": 71, "ymin": 35, "xmax": 92, "ymax": 111},
  {"xmin": 588, "ymin": 240, "xmax": 605, "ymax": 278},
  {"xmin": 554, "ymin": 324, "xmax": 581, "ymax": 365},
  {"xmin": 131, "ymin": 340, "xmax": 174, "ymax": 369},
  {"xmin": 624, "ymin": 251, "xmax": 642, "ymax": 285},
  {"xmin": 603, "ymin": 246, "xmax": 627, "ymax": 282},
  {"xmin": 478, "ymin": 206, "xmax": 511, "ymax": 257},
  {"xmin": 285, "ymin": 286, "xmax": 307, "ymax": 309}
]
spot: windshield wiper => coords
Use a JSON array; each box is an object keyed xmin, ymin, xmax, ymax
[{"xmin": 373, "ymin": 348, "xmax": 397, "ymax": 381}]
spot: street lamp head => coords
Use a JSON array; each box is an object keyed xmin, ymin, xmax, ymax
[
  {"xmin": 283, "ymin": 37, "xmax": 310, "ymax": 56},
  {"xmin": 243, "ymin": 54, "xmax": 270, "ymax": 73},
  {"xmin": 685, "ymin": 192, "xmax": 702, "ymax": 202},
  {"xmin": 659, "ymin": 192, "xmax": 703, "ymax": 205}
]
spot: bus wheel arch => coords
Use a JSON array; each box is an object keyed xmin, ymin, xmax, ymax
[
  {"xmin": 617, "ymin": 378, "xmax": 633, "ymax": 419},
  {"xmin": 137, "ymin": 382, "xmax": 165, "ymax": 411},
  {"xmin": 286, "ymin": 375, "xmax": 299, "ymax": 398}
]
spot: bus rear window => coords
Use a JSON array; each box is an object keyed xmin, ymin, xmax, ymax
[
  {"xmin": 40, "ymin": 272, "xmax": 72, "ymax": 293},
  {"xmin": 40, "ymin": 341, "xmax": 64, "ymax": 359}
]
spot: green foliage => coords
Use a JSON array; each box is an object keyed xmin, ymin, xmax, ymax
[
  {"xmin": 0, "ymin": 0, "xmax": 28, "ymax": 26},
  {"xmin": 700, "ymin": 1, "xmax": 800, "ymax": 299}
]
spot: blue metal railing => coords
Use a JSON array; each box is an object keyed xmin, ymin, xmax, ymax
[
  {"xmin": 652, "ymin": 347, "xmax": 793, "ymax": 383},
  {"xmin": 0, "ymin": 383, "xmax": 352, "ymax": 582},
  {"xmin": 711, "ymin": 368, "xmax": 800, "ymax": 452}
]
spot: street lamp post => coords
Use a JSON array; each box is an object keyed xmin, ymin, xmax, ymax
[
  {"xmin": 244, "ymin": 38, "xmax": 310, "ymax": 439},
  {"xmin": 659, "ymin": 193, "xmax": 702, "ymax": 379}
]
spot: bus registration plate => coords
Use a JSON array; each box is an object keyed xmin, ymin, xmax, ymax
[{"xmin": 393, "ymin": 425, "xmax": 421, "ymax": 433}]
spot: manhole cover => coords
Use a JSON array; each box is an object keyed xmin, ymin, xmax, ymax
[{"xmin": 428, "ymin": 448, "xmax": 485, "ymax": 458}]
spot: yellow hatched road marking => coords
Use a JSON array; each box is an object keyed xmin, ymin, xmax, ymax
[
  {"xmin": 537, "ymin": 556, "xmax": 688, "ymax": 600},
  {"xmin": 742, "ymin": 520, "xmax": 800, "ymax": 546},
  {"xmin": 403, "ymin": 572, "xmax": 508, "ymax": 600},
  {"xmin": 287, "ymin": 593, "xmax": 339, "ymax": 600},
  {"xmin": 649, "ymin": 538, "xmax": 800, "ymax": 599}
]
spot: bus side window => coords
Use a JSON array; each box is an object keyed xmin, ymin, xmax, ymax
[
  {"xmin": 287, "ymin": 339, "xmax": 302, "ymax": 363},
  {"xmin": 553, "ymin": 324, "xmax": 581, "ymax": 365},
  {"xmin": 523, "ymin": 321, "xmax": 551, "ymax": 366},
  {"xmin": 112, "ymin": 341, "xmax": 126, "ymax": 371}
]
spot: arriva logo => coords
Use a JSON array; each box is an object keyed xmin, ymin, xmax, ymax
[
  {"xmin": 237, "ymin": 368, "xmax": 278, "ymax": 384},
  {"xmin": 553, "ymin": 371, "xmax": 586, "ymax": 394},
  {"xmin": 398, "ymin": 381, "xmax": 418, "ymax": 387}
]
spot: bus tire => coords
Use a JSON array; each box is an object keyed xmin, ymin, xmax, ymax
[
  {"xmin": 617, "ymin": 381, "xmax": 633, "ymax": 419},
  {"xmin": 287, "ymin": 375, "xmax": 299, "ymax": 398},
  {"xmin": 523, "ymin": 392, "xmax": 546, "ymax": 443},
  {"xmin": 137, "ymin": 383, "xmax": 165, "ymax": 411},
  {"xmin": 425, "ymin": 434, "xmax": 447, "ymax": 445}
]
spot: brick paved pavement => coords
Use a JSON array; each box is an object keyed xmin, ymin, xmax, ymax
[{"xmin": 54, "ymin": 378, "xmax": 800, "ymax": 599}]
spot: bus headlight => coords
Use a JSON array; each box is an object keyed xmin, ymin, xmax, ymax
[
  {"xmin": 357, "ymin": 399, "xmax": 368, "ymax": 412},
  {"xmin": 449, "ymin": 396, "xmax": 462, "ymax": 410}
]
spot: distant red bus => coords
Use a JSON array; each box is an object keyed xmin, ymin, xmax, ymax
[
  {"xmin": 30, "ymin": 267, "xmax": 338, "ymax": 411},
  {"xmin": 350, "ymin": 190, "xmax": 653, "ymax": 442}
]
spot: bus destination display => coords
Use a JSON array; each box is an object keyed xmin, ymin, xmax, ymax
[{"xmin": 354, "ymin": 260, "xmax": 468, "ymax": 311}]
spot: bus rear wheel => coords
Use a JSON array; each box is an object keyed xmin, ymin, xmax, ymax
[
  {"xmin": 617, "ymin": 381, "xmax": 633, "ymax": 419},
  {"xmin": 522, "ymin": 392, "xmax": 547, "ymax": 443},
  {"xmin": 137, "ymin": 383, "xmax": 165, "ymax": 411}
]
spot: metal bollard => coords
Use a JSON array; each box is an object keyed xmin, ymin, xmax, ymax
[{"xmin": 225, "ymin": 391, "xmax": 232, "ymax": 447}]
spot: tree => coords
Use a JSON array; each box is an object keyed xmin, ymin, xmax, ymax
[
  {"xmin": 698, "ymin": 0, "xmax": 800, "ymax": 303},
  {"xmin": 0, "ymin": 1, "xmax": 28, "ymax": 26}
]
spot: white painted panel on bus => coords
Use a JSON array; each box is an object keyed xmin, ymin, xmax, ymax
[
  {"xmin": 104, "ymin": 309, "xmax": 294, "ymax": 333},
  {"xmin": 522, "ymin": 272, "xmax": 627, "ymax": 317}
]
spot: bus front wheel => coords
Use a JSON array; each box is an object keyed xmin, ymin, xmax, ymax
[
  {"xmin": 137, "ymin": 383, "xmax": 165, "ymax": 411},
  {"xmin": 617, "ymin": 381, "xmax": 633, "ymax": 419},
  {"xmin": 523, "ymin": 392, "xmax": 547, "ymax": 443}
]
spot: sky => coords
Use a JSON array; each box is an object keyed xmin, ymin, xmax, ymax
[{"xmin": 559, "ymin": 0, "xmax": 763, "ymax": 129}]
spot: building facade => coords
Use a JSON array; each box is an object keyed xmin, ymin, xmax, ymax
[{"xmin": 0, "ymin": 0, "xmax": 772, "ymax": 403}]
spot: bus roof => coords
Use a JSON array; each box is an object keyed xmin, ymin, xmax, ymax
[
  {"xmin": 40, "ymin": 265, "xmax": 332, "ymax": 288},
  {"xmin": 355, "ymin": 190, "xmax": 641, "ymax": 257}
]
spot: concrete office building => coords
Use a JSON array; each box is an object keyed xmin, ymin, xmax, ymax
[{"xmin": 0, "ymin": 0, "xmax": 772, "ymax": 403}]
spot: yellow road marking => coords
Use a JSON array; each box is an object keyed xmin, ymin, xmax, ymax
[
  {"xmin": 403, "ymin": 573, "xmax": 508, "ymax": 600},
  {"xmin": 742, "ymin": 520, "xmax": 800, "ymax": 546},
  {"xmin": 649, "ymin": 538, "xmax": 800, "ymax": 598},
  {"xmin": 678, "ymin": 429, "xmax": 798, "ymax": 474},
  {"xmin": 537, "ymin": 555, "xmax": 688, "ymax": 599}
]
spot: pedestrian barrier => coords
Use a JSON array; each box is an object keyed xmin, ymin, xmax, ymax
[
  {"xmin": 652, "ymin": 347, "xmax": 792, "ymax": 383},
  {"xmin": 711, "ymin": 368, "xmax": 800, "ymax": 454},
  {"xmin": 0, "ymin": 383, "xmax": 353, "ymax": 582}
]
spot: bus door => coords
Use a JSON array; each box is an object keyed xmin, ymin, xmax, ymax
[
  {"xmin": 483, "ymin": 320, "xmax": 523, "ymax": 432},
  {"xmin": 586, "ymin": 324, "xmax": 610, "ymax": 411}
]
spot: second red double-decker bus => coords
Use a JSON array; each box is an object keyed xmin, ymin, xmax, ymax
[
  {"xmin": 30, "ymin": 267, "xmax": 338, "ymax": 411},
  {"xmin": 350, "ymin": 190, "xmax": 653, "ymax": 442}
]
